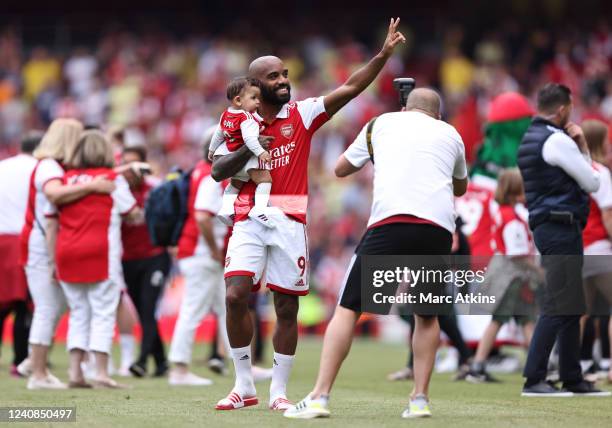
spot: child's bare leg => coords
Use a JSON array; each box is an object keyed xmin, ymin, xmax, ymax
[{"xmin": 473, "ymin": 321, "xmax": 501, "ymax": 363}]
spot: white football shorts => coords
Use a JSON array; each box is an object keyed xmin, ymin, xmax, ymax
[{"xmin": 224, "ymin": 214, "xmax": 309, "ymax": 296}]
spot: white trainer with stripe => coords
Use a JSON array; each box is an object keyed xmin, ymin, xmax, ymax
[{"xmin": 283, "ymin": 396, "xmax": 330, "ymax": 419}]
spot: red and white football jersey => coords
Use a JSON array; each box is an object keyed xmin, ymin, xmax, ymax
[
  {"xmin": 55, "ymin": 169, "xmax": 136, "ymax": 283},
  {"xmin": 455, "ymin": 181, "xmax": 496, "ymax": 257},
  {"xmin": 20, "ymin": 158, "xmax": 65, "ymax": 267},
  {"xmin": 233, "ymin": 97, "xmax": 329, "ymax": 224},
  {"xmin": 177, "ymin": 161, "xmax": 230, "ymax": 259},
  {"xmin": 492, "ymin": 204, "xmax": 533, "ymax": 256},
  {"xmin": 219, "ymin": 108, "xmax": 261, "ymax": 153},
  {"xmin": 583, "ymin": 161, "xmax": 612, "ymax": 248}
]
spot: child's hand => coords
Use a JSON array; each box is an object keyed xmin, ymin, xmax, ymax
[
  {"xmin": 208, "ymin": 150, "xmax": 215, "ymax": 162},
  {"xmin": 259, "ymin": 151, "xmax": 271, "ymax": 163}
]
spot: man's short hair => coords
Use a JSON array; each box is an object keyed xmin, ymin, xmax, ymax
[
  {"xmin": 123, "ymin": 145, "xmax": 147, "ymax": 162},
  {"xmin": 537, "ymin": 83, "xmax": 571, "ymax": 113},
  {"xmin": 20, "ymin": 131, "xmax": 44, "ymax": 154},
  {"xmin": 226, "ymin": 77, "xmax": 259, "ymax": 101}
]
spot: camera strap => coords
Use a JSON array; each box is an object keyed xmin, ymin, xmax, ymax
[{"xmin": 366, "ymin": 116, "xmax": 377, "ymax": 164}]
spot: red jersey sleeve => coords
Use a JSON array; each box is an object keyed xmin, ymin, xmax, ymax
[{"xmin": 296, "ymin": 96, "xmax": 329, "ymax": 134}]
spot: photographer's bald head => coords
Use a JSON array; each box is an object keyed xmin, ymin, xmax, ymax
[{"xmin": 404, "ymin": 88, "xmax": 442, "ymax": 119}]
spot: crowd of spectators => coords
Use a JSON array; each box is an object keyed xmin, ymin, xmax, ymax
[{"xmin": 1, "ymin": 19, "xmax": 612, "ymax": 303}]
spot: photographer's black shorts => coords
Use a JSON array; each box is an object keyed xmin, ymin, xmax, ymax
[{"xmin": 338, "ymin": 222, "xmax": 452, "ymax": 315}]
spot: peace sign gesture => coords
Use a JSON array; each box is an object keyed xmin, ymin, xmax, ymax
[
  {"xmin": 381, "ymin": 17, "xmax": 406, "ymax": 57},
  {"xmin": 322, "ymin": 17, "xmax": 407, "ymax": 117}
]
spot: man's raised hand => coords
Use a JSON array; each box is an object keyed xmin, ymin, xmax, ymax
[
  {"xmin": 381, "ymin": 17, "xmax": 406, "ymax": 57},
  {"xmin": 565, "ymin": 122, "xmax": 589, "ymax": 154},
  {"xmin": 322, "ymin": 17, "xmax": 405, "ymax": 117}
]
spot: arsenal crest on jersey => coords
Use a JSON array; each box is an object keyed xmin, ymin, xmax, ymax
[{"xmin": 280, "ymin": 124, "xmax": 294, "ymax": 139}]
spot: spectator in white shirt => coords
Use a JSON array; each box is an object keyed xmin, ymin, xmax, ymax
[
  {"xmin": 0, "ymin": 131, "xmax": 42, "ymax": 376},
  {"xmin": 287, "ymin": 88, "xmax": 468, "ymax": 419}
]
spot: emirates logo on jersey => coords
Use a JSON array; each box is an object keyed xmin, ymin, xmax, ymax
[{"xmin": 280, "ymin": 124, "xmax": 294, "ymax": 139}]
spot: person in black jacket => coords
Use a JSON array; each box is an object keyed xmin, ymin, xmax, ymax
[{"xmin": 517, "ymin": 83, "xmax": 608, "ymax": 397}]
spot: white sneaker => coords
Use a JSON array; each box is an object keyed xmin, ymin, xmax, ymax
[
  {"xmin": 46, "ymin": 371, "xmax": 63, "ymax": 385},
  {"xmin": 401, "ymin": 394, "xmax": 432, "ymax": 418},
  {"xmin": 248, "ymin": 206, "xmax": 275, "ymax": 228},
  {"xmin": 252, "ymin": 365, "xmax": 272, "ymax": 383},
  {"xmin": 487, "ymin": 354, "xmax": 520, "ymax": 373},
  {"xmin": 168, "ymin": 370, "xmax": 213, "ymax": 386},
  {"xmin": 16, "ymin": 358, "xmax": 32, "ymax": 377},
  {"xmin": 27, "ymin": 375, "xmax": 68, "ymax": 390},
  {"xmin": 435, "ymin": 347, "xmax": 458, "ymax": 373},
  {"xmin": 283, "ymin": 396, "xmax": 330, "ymax": 419}
]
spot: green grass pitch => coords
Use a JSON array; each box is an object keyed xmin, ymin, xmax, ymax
[{"xmin": 1, "ymin": 338, "xmax": 612, "ymax": 427}]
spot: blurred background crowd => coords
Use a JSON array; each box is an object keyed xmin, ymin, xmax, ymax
[{"xmin": 1, "ymin": 0, "xmax": 612, "ymax": 314}]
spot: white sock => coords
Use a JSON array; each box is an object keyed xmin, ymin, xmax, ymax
[
  {"xmin": 119, "ymin": 334, "xmax": 135, "ymax": 369},
  {"xmin": 222, "ymin": 183, "xmax": 241, "ymax": 212},
  {"xmin": 230, "ymin": 346, "xmax": 256, "ymax": 396},
  {"xmin": 254, "ymin": 182, "xmax": 271, "ymax": 209},
  {"xmin": 270, "ymin": 352, "xmax": 294, "ymax": 401},
  {"xmin": 580, "ymin": 359, "xmax": 593, "ymax": 371},
  {"xmin": 309, "ymin": 394, "xmax": 329, "ymax": 406}
]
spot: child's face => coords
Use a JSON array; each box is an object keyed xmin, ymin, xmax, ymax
[{"xmin": 236, "ymin": 85, "xmax": 261, "ymax": 113}]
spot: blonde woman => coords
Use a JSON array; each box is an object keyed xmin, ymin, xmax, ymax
[
  {"xmin": 50, "ymin": 131, "xmax": 139, "ymax": 388},
  {"xmin": 581, "ymin": 119, "xmax": 612, "ymax": 383},
  {"xmin": 20, "ymin": 118, "xmax": 115, "ymax": 390}
]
